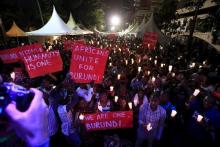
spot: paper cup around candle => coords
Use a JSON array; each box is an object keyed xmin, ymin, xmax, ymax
[
  {"xmin": 138, "ymin": 67, "xmax": 142, "ymax": 72},
  {"xmin": 147, "ymin": 123, "xmax": 152, "ymax": 131},
  {"xmin": 171, "ymin": 110, "xmax": 177, "ymax": 117},
  {"xmin": 117, "ymin": 74, "xmax": 121, "ymax": 80},
  {"xmin": 197, "ymin": 115, "xmax": 203, "ymax": 122},
  {"xmin": 169, "ymin": 65, "xmax": 173, "ymax": 72},
  {"xmin": 128, "ymin": 102, "xmax": 132, "ymax": 109},
  {"xmin": 98, "ymin": 105, "xmax": 103, "ymax": 112},
  {"xmin": 154, "ymin": 60, "xmax": 157, "ymax": 65},
  {"xmin": 114, "ymin": 96, "xmax": 119, "ymax": 103},
  {"xmin": 110, "ymin": 86, "xmax": 114, "ymax": 91},
  {"xmin": 10, "ymin": 72, "xmax": 15, "ymax": 80},
  {"xmin": 161, "ymin": 63, "xmax": 164, "ymax": 68},
  {"xmin": 125, "ymin": 60, "xmax": 128, "ymax": 65},
  {"xmin": 134, "ymin": 99, "xmax": 138, "ymax": 106},
  {"xmin": 193, "ymin": 89, "xmax": 200, "ymax": 96},
  {"xmin": 152, "ymin": 77, "xmax": 156, "ymax": 83},
  {"xmin": 79, "ymin": 114, "xmax": 85, "ymax": 120},
  {"xmin": 147, "ymin": 71, "xmax": 151, "ymax": 75}
]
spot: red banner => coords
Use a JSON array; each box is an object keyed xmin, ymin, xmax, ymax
[
  {"xmin": 143, "ymin": 32, "xmax": 158, "ymax": 50},
  {"xmin": 0, "ymin": 48, "xmax": 20, "ymax": 63},
  {"xmin": 70, "ymin": 44, "xmax": 109, "ymax": 83},
  {"xmin": 0, "ymin": 44, "xmax": 44, "ymax": 64},
  {"xmin": 83, "ymin": 111, "xmax": 133, "ymax": 131},
  {"xmin": 18, "ymin": 44, "xmax": 44, "ymax": 58},
  {"xmin": 106, "ymin": 34, "xmax": 117, "ymax": 40},
  {"xmin": 23, "ymin": 51, "xmax": 63, "ymax": 78},
  {"xmin": 64, "ymin": 40, "xmax": 86, "ymax": 50}
]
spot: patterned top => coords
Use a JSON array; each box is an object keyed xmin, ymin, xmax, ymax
[
  {"xmin": 138, "ymin": 103, "xmax": 166, "ymax": 139},
  {"xmin": 57, "ymin": 105, "xmax": 75, "ymax": 136}
]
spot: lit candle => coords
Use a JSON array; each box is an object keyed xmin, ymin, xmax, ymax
[
  {"xmin": 171, "ymin": 110, "xmax": 177, "ymax": 117},
  {"xmin": 79, "ymin": 114, "xmax": 85, "ymax": 120},
  {"xmin": 154, "ymin": 60, "xmax": 157, "ymax": 65},
  {"xmin": 109, "ymin": 56, "xmax": 111, "ymax": 60},
  {"xmin": 192, "ymin": 62, "xmax": 195, "ymax": 68},
  {"xmin": 138, "ymin": 58, "xmax": 141, "ymax": 63},
  {"xmin": 134, "ymin": 98, "xmax": 138, "ymax": 106},
  {"xmin": 125, "ymin": 60, "xmax": 128, "ymax": 65},
  {"xmin": 119, "ymin": 48, "xmax": 121, "ymax": 52},
  {"xmin": 110, "ymin": 86, "xmax": 114, "ymax": 91},
  {"xmin": 149, "ymin": 57, "xmax": 152, "ymax": 61},
  {"xmin": 128, "ymin": 102, "xmax": 132, "ymax": 109},
  {"xmin": 168, "ymin": 65, "xmax": 173, "ymax": 72},
  {"xmin": 146, "ymin": 123, "xmax": 152, "ymax": 131},
  {"xmin": 138, "ymin": 67, "xmax": 142, "ymax": 72},
  {"xmin": 193, "ymin": 89, "xmax": 200, "ymax": 96},
  {"xmin": 131, "ymin": 58, "xmax": 134, "ymax": 64},
  {"xmin": 197, "ymin": 115, "xmax": 203, "ymax": 122},
  {"xmin": 172, "ymin": 72, "xmax": 175, "ymax": 77},
  {"xmin": 109, "ymin": 62, "xmax": 112, "ymax": 67},
  {"xmin": 97, "ymin": 41, "xmax": 99, "ymax": 45},
  {"xmin": 117, "ymin": 74, "xmax": 121, "ymax": 80},
  {"xmin": 203, "ymin": 61, "xmax": 206, "ymax": 65},
  {"xmin": 114, "ymin": 96, "xmax": 119, "ymax": 103},
  {"xmin": 148, "ymin": 44, "xmax": 150, "ymax": 48},
  {"xmin": 98, "ymin": 105, "xmax": 103, "ymax": 112},
  {"xmin": 199, "ymin": 65, "xmax": 202, "ymax": 68},
  {"xmin": 147, "ymin": 71, "xmax": 151, "ymax": 75},
  {"xmin": 152, "ymin": 76, "xmax": 156, "ymax": 83},
  {"xmin": 161, "ymin": 63, "xmax": 164, "ymax": 68},
  {"xmin": 10, "ymin": 72, "xmax": 15, "ymax": 80},
  {"xmin": 52, "ymin": 86, "xmax": 56, "ymax": 89}
]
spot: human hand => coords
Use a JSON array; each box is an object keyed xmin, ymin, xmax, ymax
[{"xmin": 6, "ymin": 88, "xmax": 49, "ymax": 147}]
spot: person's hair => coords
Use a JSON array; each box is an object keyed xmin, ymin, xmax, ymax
[{"xmin": 150, "ymin": 92, "xmax": 160, "ymax": 101}]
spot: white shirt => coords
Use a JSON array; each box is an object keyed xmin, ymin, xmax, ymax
[{"xmin": 76, "ymin": 86, "xmax": 93, "ymax": 102}]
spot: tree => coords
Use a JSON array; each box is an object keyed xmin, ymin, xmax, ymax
[{"xmin": 157, "ymin": 0, "xmax": 178, "ymax": 28}]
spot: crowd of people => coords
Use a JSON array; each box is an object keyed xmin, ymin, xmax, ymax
[{"xmin": 0, "ymin": 34, "xmax": 220, "ymax": 147}]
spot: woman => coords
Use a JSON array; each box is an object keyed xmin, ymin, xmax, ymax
[{"xmin": 95, "ymin": 91, "xmax": 113, "ymax": 112}]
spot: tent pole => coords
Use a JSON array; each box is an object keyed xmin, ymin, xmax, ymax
[{"xmin": 35, "ymin": 0, "xmax": 44, "ymax": 25}]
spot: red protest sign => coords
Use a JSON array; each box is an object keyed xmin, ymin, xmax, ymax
[
  {"xmin": 18, "ymin": 44, "xmax": 44, "ymax": 58},
  {"xmin": 0, "ymin": 44, "xmax": 44, "ymax": 64},
  {"xmin": 143, "ymin": 32, "xmax": 158, "ymax": 50},
  {"xmin": 0, "ymin": 48, "xmax": 20, "ymax": 63},
  {"xmin": 23, "ymin": 51, "xmax": 63, "ymax": 78},
  {"xmin": 70, "ymin": 44, "xmax": 109, "ymax": 83},
  {"xmin": 83, "ymin": 111, "xmax": 133, "ymax": 131}
]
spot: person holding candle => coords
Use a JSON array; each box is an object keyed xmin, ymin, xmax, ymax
[
  {"xmin": 135, "ymin": 93, "xmax": 166, "ymax": 147},
  {"xmin": 95, "ymin": 91, "xmax": 113, "ymax": 112}
]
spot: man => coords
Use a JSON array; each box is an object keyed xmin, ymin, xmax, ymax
[{"xmin": 135, "ymin": 93, "xmax": 166, "ymax": 147}]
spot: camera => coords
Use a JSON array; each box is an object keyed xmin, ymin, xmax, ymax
[{"xmin": 0, "ymin": 82, "xmax": 34, "ymax": 116}]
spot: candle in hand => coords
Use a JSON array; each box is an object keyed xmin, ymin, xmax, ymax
[
  {"xmin": 117, "ymin": 74, "xmax": 121, "ymax": 80},
  {"xmin": 79, "ymin": 114, "xmax": 85, "ymax": 120},
  {"xmin": 110, "ymin": 86, "xmax": 114, "ymax": 91},
  {"xmin": 128, "ymin": 102, "xmax": 132, "ymax": 109},
  {"xmin": 193, "ymin": 89, "xmax": 200, "ymax": 96},
  {"xmin": 146, "ymin": 123, "xmax": 152, "ymax": 131},
  {"xmin": 169, "ymin": 65, "xmax": 173, "ymax": 72},
  {"xmin": 138, "ymin": 67, "xmax": 142, "ymax": 72},
  {"xmin": 197, "ymin": 115, "xmax": 203, "ymax": 122},
  {"xmin": 171, "ymin": 110, "xmax": 177, "ymax": 117},
  {"xmin": 114, "ymin": 96, "xmax": 119, "ymax": 103}
]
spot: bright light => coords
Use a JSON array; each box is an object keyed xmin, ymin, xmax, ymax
[
  {"xmin": 110, "ymin": 15, "xmax": 120, "ymax": 26},
  {"xmin": 110, "ymin": 26, "xmax": 115, "ymax": 31}
]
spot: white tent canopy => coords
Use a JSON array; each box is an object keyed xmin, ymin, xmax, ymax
[
  {"xmin": 136, "ymin": 14, "xmax": 171, "ymax": 45},
  {"xmin": 27, "ymin": 7, "xmax": 74, "ymax": 36},
  {"xmin": 67, "ymin": 13, "xmax": 93, "ymax": 35}
]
